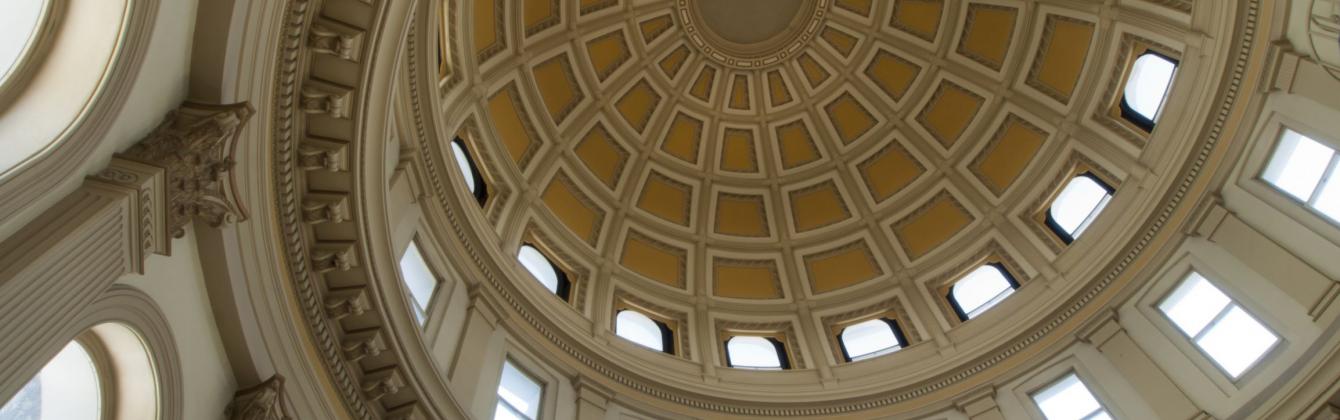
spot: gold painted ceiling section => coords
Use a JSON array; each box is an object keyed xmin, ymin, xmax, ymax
[{"xmin": 455, "ymin": 0, "xmax": 1130, "ymax": 316}]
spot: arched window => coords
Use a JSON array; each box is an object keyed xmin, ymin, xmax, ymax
[
  {"xmin": 450, "ymin": 138, "xmax": 488, "ymax": 206},
  {"xmin": 517, "ymin": 244, "xmax": 571, "ymax": 301},
  {"xmin": 397, "ymin": 240, "xmax": 439, "ymax": 325},
  {"xmin": 0, "ymin": 0, "xmax": 48, "ymax": 84},
  {"xmin": 725, "ymin": 336, "xmax": 789, "ymax": 370},
  {"xmin": 0, "ymin": 340, "xmax": 101, "ymax": 419},
  {"xmin": 1159, "ymin": 272, "xmax": 1278, "ymax": 378},
  {"xmin": 838, "ymin": 319, "xmax": 907, "ymax": 362},
  {"xmin": 615, "ymin": 310, "xmax": 674, "ymax": 354},
  {"xmin": 948, "ymin": 264, "xmax": 1019, "ymax": 321},
  {"xmin": 1047, "ymin": 174, "xmax": 1114, "ymax": 243},
  {"xmin": 1262, "ymin": 129, "xmax": 1340, "ymax": 221},
  {"xmin": 1120, "ymin": 51, "xmax": 1178, "ymax": 131}
]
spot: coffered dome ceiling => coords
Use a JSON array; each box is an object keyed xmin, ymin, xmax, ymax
[{"xmin": 430, "ymin": 0, "xmax": 1223, "ymax": 409}]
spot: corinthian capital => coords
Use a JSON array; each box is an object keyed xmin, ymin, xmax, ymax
[
  {"xmin": 120, "ymin": 102, "xmax": 254, "ymax": 238},
  {"xmin": 225, "ymin": 376, "xmax": 291, "ymax": 420}
]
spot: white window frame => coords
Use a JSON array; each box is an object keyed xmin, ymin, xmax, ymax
[
  {"xmin": 1235, "ymin": 109, "xmax": 1340, "ymax": 248},
  {"xmin": 484, "ymin": 345, "xmax": 557, "ymax": 420},
  {"xmin": 1122, "ymin": 244, "xmax": 1313, "ymax": 413},
  {"xmin": 494, "ymin": 359, "xmax": 543, "ymax": 420},
  {"xmin": 1259, "ymin": 126, "xmax": 1340, "ymax": 222},
  {"xmin": 1155, "ymin": 271, "xmax": 1280, "ymax": 381},
  {"xmin": 998, "ymin": 353, "xmax": 1152, "ymax": 420},
  {"xmin": 1028, "ymin": 371, "xmax": 1112, "ymax": 420},
  {"xmin": 397, "ymin": 237, "xmax": 441, "ymax": 326}
]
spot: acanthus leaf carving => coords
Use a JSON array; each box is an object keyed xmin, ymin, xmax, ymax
[
  {"xmin": 225, "ymin": 375, "xmax": 292, "ymax": 420},
  {"xmin": 120, "ymin": 102, "xmax": 254, "ymax": 238}
]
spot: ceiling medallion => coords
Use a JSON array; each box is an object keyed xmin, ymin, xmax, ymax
[{"xmin": 676, "ymin": 0, "xmax": 828, "ymax": 69}]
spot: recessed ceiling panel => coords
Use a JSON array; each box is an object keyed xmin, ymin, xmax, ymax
[
  {"xmin": 892, "ymin": 192, "xmax": 973, "ymax": 259},
  {"xmin": 616, "ymin": 79, "xmax": 662, "ymax": 133},
  {"xmin": 789, "ymin": 180, "xmax": 853, "ymax": 233},
  {"xmin": 531, "ymin": 53, "xmax": 584, "ymax": 124},
  {"xmin": 621, "ymin": 230, "xmax": 688, "ymax": 289},
  {"xmin": 541, "ymin": 171, "xmax": 605, "ymax": 246},
  {"xmin": 486, "ymin": 84, "xmax": 541, "ymax": 169},
  {"xmin": 917, "ymin": 80, "xmax": 985, "ymax": 150},
  {"xmin": 970, "ymin": 114, "xmax": 1048, "ymax": 195},
  {"xmin": 1027, "ymin": 15, "xmax": 1096, "ymax": 103},
  {"xmin": 957, "ymin": 3, "xmax": 1019, "ymax": 71},
  {"xmin": 713, "ymin": 257, "xmax": 783, "ymax": 300},
  {"xmin": 586, "ymin": 29, "xmax": 632, "ymax": 82},
  {"xmin": 637, "ymin": 171, "xmax": 694, "ymax": 227},
  {"xmin": 575, "ymin": 123, "xmax": 629, "ymax": 190},
  {"xmin": 803, "ymin": 239, "xmax": 883, "ymax": 294},
  {"xmin": 714, "ymin": 192, "xmax": 771, "ymax": 238}
]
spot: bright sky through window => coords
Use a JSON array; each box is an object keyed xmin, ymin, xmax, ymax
[
  {"xmin": 952, "ymin": 265, "xmax": 1015, "ymax": 320},
  {"xmin": 1159, "ymin": 272, "xmax": 1279, "ymax": 378},
  {"xmin": 0, "ymin": 0, "xmax": 45, "ymax": 79},
  {"xmin": 450, "ymin": 141, "xmax": 478, "ymax": 194},
  {"xmin": 0, "ymin": 341, "xmax": 101, "ymax": 420},
  {"xmin": 615, "ymin": 310, "xmax": 665, "ymax": 352},
  {"xmin": 517, "ymin": 245, "xmax": 560, "ymax": 294},
  {"xmin": 398, "ymin": 241, "xmax": 437, "ymax": 324},
  {"xmin": 840, "ymin": 319, "xmax": 901, "ymax": 361},
  {"xmin": 1032, "ymin": 373, "xmax": 1110, "ymax": 420},
  {"xmin": 726, "ymin": 336, "xmax": 782, "ymax": 370},
  {"xmin": 495, "ymin": 361, "xmax": 542, "ymax": 420},
  {"xmin": 1124, "ymin": 53, "xmax": 1176, "ymax": 122},
  {"xmin": 1050, "ymin": 176, "xmax": 1112, "ymax": 239},
  {"xmin": 1262, "ymin": 130, "xmax": 1340, "ymax": 222}
]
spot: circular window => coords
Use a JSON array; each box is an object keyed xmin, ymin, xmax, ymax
[{"xmin": 0, "ymin": 0, "xmax": 50, "ymax": 84}]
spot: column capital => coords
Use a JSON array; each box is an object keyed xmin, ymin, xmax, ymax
[
  {"xmin": 225, "ymin": 375, "xmax": 292, "ymax": 420},
  {"xmin": 118, "ymin": 102, "xmax": 254, "ymax": 239}
]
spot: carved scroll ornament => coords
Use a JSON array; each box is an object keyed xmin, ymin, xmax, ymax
[{"xmin": 120, "ymin": 102, "xmax": 254, "ymax": 238}]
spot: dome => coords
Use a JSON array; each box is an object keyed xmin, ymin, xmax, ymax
[
  {"xmin": 423, "ymin": 0, "xmax": 1229, "ymax": 413},
  {"xmin": 5, "ymin": 0, "xmax": 1340, "ymax": 419}
]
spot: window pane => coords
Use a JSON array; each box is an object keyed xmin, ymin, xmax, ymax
[
  {"xmin": 840, "ymin": 319, "xmax": 900, "ymax": 361},
  {"xmin": 1158, "ymin": 272, "xmax": 1231, "ymax": 336},
  {"xmin": 1033, "ymin": 374, "xmax": 1104, "ymax": 420},
  {"xmin": 1050, "ymin": 176, "xmax": 1112, "ymax": 238},
  {"xmin": 615, "ymin": 310, "xmax": 665, "ymax": 352},
  {"xmin": 1196, "ymin": 306, "xmax": 1278, "ymax": 378},
  {"xmin": 952, "ymin": 265, "xmax": 1015, "ymax": 319},
  {"xmin": 1311, "ymin": 170, "xmax": 1340, "ymax": 220},
  {"xmin": 0, "ymin": 341, "xmax": 101, "ymax": 420},
  {"xmin": 1087, "ymin": 411, "xmax": 1113, "ymax": 420},
  {"xmin": 0, "ymin": 0, "xmax": 45, "ymax": 79},
  {"xmin": 450, "ymin": 141, "xmax": 478, "ymax": 194},
  {"xmin": 496, "ymin": 361, "xmax": 542, "ymax": 420},
  {"xmin": 726, "ymin": 336, "xmax": 782, "ymax": 369},
  {"xmin": 398, "ymin": 241, "xmax": 437, "ymax": 324},
  {"xmin": 493, "ymin": 402, "xmax": 526, "ymax": 420},
  {"xmin": 1124, "ymin": 53, "xmax": 1176, "ymax": 121},
  {"xmin": 1263, "ymin": 130, "xmax": 1335, "ymax": 202},
  {"xmin": 517, "ymin": 246, "xmax": 559, "ymax": 294}
]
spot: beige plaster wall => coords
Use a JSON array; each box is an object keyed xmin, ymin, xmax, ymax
[
  {"xmin": 0, "ymin": 0, "xmax": 198, "ymax": 240},
  {"xmin": 118, "ymin": 225, "xmax": 237, "ymax": 420}
]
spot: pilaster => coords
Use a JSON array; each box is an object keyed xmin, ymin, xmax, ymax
[{"xmin": 1077, "ymin": 310, "xmax": 1204, "ymax": 419}]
